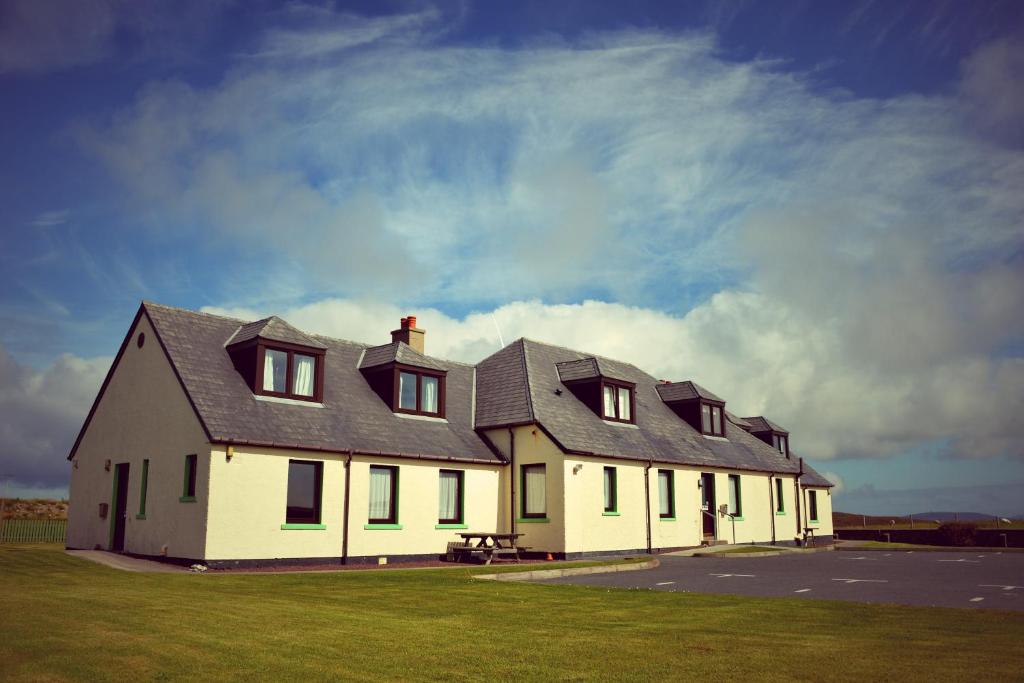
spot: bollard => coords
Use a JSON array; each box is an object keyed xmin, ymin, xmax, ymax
[
  {"xmin": 1001, "ymin": 533, "xmax": 1008, "ymax": 548},
  {"xmin": 884, "ymin": 532, "xmax": 891, "ymax": 544}
]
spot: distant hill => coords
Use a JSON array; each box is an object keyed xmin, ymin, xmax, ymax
[
  {"xmin": 913, "ymin": 511, "xmax": 1000, "ymax": 522},
  {"xmin": 834, "ymin": 510, "xmax": 1019, "ymax": 527}
]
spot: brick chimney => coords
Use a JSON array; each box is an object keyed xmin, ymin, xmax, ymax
[{"xmin": 391, "ymin": 315, "xmax": 425, "ymax": 354}]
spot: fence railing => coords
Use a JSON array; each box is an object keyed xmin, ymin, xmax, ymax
[{"xmin": 0, "ymin": 518, "xmax": 67, "ymax": 543}]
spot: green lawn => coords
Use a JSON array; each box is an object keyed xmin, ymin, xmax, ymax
[{"xmin": 2, "ymin": 545, "xmax": 1023, "ymax": 682}]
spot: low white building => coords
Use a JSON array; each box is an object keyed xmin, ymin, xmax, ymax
[{"xmin": 66, "ymin": 302, "xmax": 833, "ymax": 567}]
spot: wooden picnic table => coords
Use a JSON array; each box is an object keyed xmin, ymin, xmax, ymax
[{"xmin": 449, "ymin": 532, "xmax": 524, "ymax": 565}]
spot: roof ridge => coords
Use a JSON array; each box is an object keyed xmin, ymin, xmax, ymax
[
  {"xmin": 519, "ymin": 337, "xmax": 655, "ymax": 381},
  {"xmin": 518, "ymin": 339, "xmax": 537, "ymax": 422},
  {"xmin": 143, "ymin": 300, "xmax": 250, "ymax": 324}
]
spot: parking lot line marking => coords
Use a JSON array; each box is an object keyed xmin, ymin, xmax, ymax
[
  {"xmin": 794, "ymin": 588, "xmax": 811, "ymax": 593},
  {"xmin": 980, "ymin": 584, "xmax": 1018, "ymax": 591},
  {"xmin": 938, "ymin": 559, "xmax": 980, "ymax": 563},
  {"xmin": 970, "ymin": 597, "xmax": 984, "ymax": 602},
  {"xmin": 842, "ymin": 556, "xmax": 877, "ymax": 560},
  {"xmin": 708, "ymin": 573, "xmax": 755, "ymax": 578},
  {"xmin": 655, "ymin": 581, "xmax": 675, "ymax": 586},
  {"xmin": 832, "ymin": 578, "xmax": 888, "ymax": 584}
]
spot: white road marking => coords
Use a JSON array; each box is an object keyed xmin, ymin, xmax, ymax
[
  {"xmin": 979, "ymin": 584, "xmax": 1019, "ymax": 591},
  {"xmin": 938, "ymin": 559, "xmax": 980, "ymax": 564},
  {"xmin": 708, "ymin": 573, "xmax": 755, "ymax": 578},
  {"xmin": 655, "ymin": 581, "xmax": 676, "ymax": 586},
  {"xmin": 970, "ymin": 597, "xmax": 984, "ymax": 602},
  {"xmin": 842, "ymin": 556, "xmax": 877, "ymax": 561},
  {"xmin": 832, "ymin": 578, "xmax": 888, "ymax": 584},
  {"xmin": 794, "ymin": 588, "xmax": 812, "ymax": 593}
]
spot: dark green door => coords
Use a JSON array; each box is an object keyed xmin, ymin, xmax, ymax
[{"xmin": 111, "ymin": 463, "xmax": 130, "ymax": 552}]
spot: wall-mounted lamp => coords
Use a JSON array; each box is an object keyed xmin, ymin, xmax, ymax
[
  {"xmin": 104, "ymin": 459, "xmax": 111, "ymax": 472},
  {"xmin": 572, "ymin": 464, "xmax": 584, "ymax": 475},
  {"xmin": 225, "ymin": 445, "xmax": 235, "ymax": 462},
  {"xmin": 697, "ymin": 479, "xmax": 703, "ymax": 489}
]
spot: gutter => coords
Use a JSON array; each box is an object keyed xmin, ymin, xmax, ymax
[
  {"xmin": 342, "ymin": 449, "xmax": 353, "ymax": 565},
  {"xmin": 209, "ymin": 439, "xmax": 499, "ymax": 466},
  {"xmin": 509, "ymin": 427, "xmax": 516, "ymax": 536},
  {"xmin": 795, "ymin": 457, "xmax": 804, "ymax": 544},
  {"xmin": 768, "ymin": 473, "xmax": 776, "ymax": 545},
  {"xmin": 644, "ymin": 458, "xmax": 652, "ymax": 554}
]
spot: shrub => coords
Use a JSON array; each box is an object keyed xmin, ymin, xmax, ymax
[{"xmin": 938, "ymin": 522, "xmax": 978, "ymax": 546}]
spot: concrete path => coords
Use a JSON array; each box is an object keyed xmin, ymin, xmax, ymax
[{"xmin": 66, "ymin": 550, "xmax": 187, "ymax": 573}]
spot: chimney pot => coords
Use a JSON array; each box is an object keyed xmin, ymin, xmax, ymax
[
  {"xmin": 391, "ymin": 315, "xmax": 425, "ymax": 353},
  {"xmin": 407, "ymin": 315, "xmax": 417, "ymax": 329}
]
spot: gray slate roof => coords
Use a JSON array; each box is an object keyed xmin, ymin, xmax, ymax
[
  {"xmin": 144, "ymin": 302, "xmax": 497, "ymax": 463},
  {"xmin": 655, "ymin": 380, "xmax": 724, "ymax": 403},
  {"xmin": 227, "ymin": 316, "xmax": 327, "ymax": 350},
  {"xmin": 743, "ymin": 416, "xmax": 788, "ymax": 434},
  {"xmin": 359, "ymin": 341, "xmax": 447, "ymax": 372}
]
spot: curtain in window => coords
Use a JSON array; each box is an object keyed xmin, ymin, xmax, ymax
[
  {"xmin": 712, "ymin": 406, "xmax": 722, "ymax": 434},
  {"xmin": 438, "ymin": 471, "xmax": 459, "ymax": 521},
  {"xmin": 524, "ymin": 466, "xmax": 546, "ymax": 515},
  {"xmin": 422, "ymin": 376, "xmax": 438, "ymax": 413},
  {"xmin": 263, "ymin": 351, "xmax": 276, "ymax": 391},
  {"xmin": 728, "ymin": 476, "xmax": 739, "ymax": 515},
  {"xmin": 604, "ymin": 468, "xmax": 614, "ymax": 510},
  {"xmin": 368, "ymin": 467, "xmax": 393, "ymax": 520},
  {"xmin": 617, "ymin": 388, "xmax": 631, "ymax": 421},
  {"xmin": 658, "ymin": 471, "xmax": 672, "ymax": 516},
  {"xmin": 701, "ymin": 404, "xmax": 711, "ymax": 432},
  {"xmin": 293, "ymin": 354, "xmax": 314, "ymax": 397},
  {"xmin": 603, "ymin": 386, "xmax": 615, "ymax": 417},
  {"xmin": 780, "ymin": 436, "xmax": 787, "ymax": 453},
  {"xmin": 399, "ymin": 372, "xmax": 417, "ymax": 409}
]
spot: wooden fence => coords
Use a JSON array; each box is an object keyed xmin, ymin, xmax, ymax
[{"xmin": 0, "ymin": 518, "xmax": 67, "ymax": 544}]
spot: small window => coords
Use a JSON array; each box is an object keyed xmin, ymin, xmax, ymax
[
  {"xmin": 259, "ymin": 346, "xmax": 321, "ymax": 401},
  {"xmin": 775, "ymin": 477, "xmax": 785, "ymax": 513},
  {"xmin": 368, "ymin": 465, "xmax": 399, "ymax": 524},
  {"xmin": 395, "ymin": 369, "xmax": 443, "ymax": 416},
  {"xmin": 438, "ymin": 469, "xmax": 463, "ymax": 524},
  {"xmin": 700, "ymin": 403, "xmax": 724, "ymax": 436},
  {"xmin": 809, "ymin": 489, "xmax": 819, "ymax": 522},
  {"xmin": 780, "ymin": 435, "xmax": 787, "ymax": 454},
  {"xmin": 658, "ymin": 469, "xmax": 675, "ymax": 518},
  {"xmin": 137, "ymin": 459, "xmax": 149, "ymax": 517},
  {"xmin": 603, "ymin": 467, "xmax": 617, "ymax": 513},
  {"xmin": 293, "ymin": 353, "xmax": 315, "ymax": 397},
  {"xmin": 182, "ymin": 454, "xmax": 197, "ymax": 500},
  {"xmin": 601, "ymin": 382, "xmax": 634, "ymax": 423},
  {"xmin": 263, "ymin": 349, "xmax": 288, "ymax": 393},
  {"xmin": 727, "ymin": 474, "xmax": 742, "ymax": 517},
  {"xmin": 521, "ymin": 464, "xmax": 546, "ymax": 518},
  {"xmin": 286, "ymin": 460, "xmax": 323, "ymax": 524},
  {"xmin": 701, "ymin": 404, "xmax": 711, "ymax": 432},
  {"xmin": 711, "ymin": 406, "xmax": 723, "ymax": 435}
]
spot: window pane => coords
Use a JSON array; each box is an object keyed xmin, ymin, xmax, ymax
[
  {"xmin": 293, "ymin": 354, "xmax": 315, "ymax": 397},
  {"xmin": 711, "ymin": 406, "xmax": 722, "ymax": 435},
  {"xmin": 780, "ymin": 436, "xmax": 787, "ymax": 454},
  {"xmin": 421, "ymin": 375, "xmax": 439, "ymax": 413},
  {"xmin": 399, "ymin": 372, "xmax": 417, "ymax": 410},
  {"xmin": 369, "ymin": 466, "xmax": 394, "ymax": 522},
  {"xmin": 439, "ymin": 470, "xmax": 460, "ymax": 522},
  {"xmin": 728, "ymin": 475, "xmax": 740, "ymax": 515},
  {"xmin": 776, "ymin": 478, "xmax": 784, "ymax": 512},
  {"xmin": 809, "ymin": 490, "xmax": 818, "ymax": 520},
  {"xmin": 658, "ymin": 470, "xmax": 672, "ymax": 517},
  {"xmin": 773, "ymin": 434, "xmax": 780, "ymax": 449},
  {"xmin": 618, "ymin": 388, "xmax": 631, "ymax": 421},
  {"xmin": 603, "ymin": 467, "xmax": 615, "ymax": 511},
  {"xmin": 286, "ymin": 460, "xmax": 320, "ymax": 524},
  {"xmin": 701, "ymin": 404, "xmax": 711, "ymax": 432},
  {"xmin": 603, "ymin": 385, "xmax": 616, "ymax": 418},
  {"xmin": 524, "ymin": 465, "xmax": 546, "ymax": 516},
  {"xmin": 264, "ymin": 349, "xmax": 288, "ymax": 393}
]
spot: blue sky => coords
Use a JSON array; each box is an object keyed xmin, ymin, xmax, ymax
[{"xmin": 1, "ymin": 1, "xmax": 1022, "ymax": 516}]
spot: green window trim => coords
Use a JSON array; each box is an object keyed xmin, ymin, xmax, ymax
[
  {"xmin": 602, "ymin": 511, "xmax": 621, "ymax": 516},
  {"xmin": 182, "ymin": 454, "xmax": 197, "ymax": 498},
  {"xmin": 728, "ymin": 473, "xmax": 743, "ymax": 518},
  {"xmin": 281, "ymin": 523, "xmax": 327, "ymax": 530},
  {"xmin": 108, "ymin": 464, "xmax": 121, "ymax": 549},
  {"xmin": 364, "ymin": 523, "xmax": 404, "ymax": 530},
  {"xmin": 659, "ymin": 517, "xmax": 677, "ymax": 522},
  {"xmin": 520, "ymin": 463, "xmax": 547, "ymax": 520},
  {"xmin": 731, "ymin": 516, "xmax": 746, "ymax": 521},
  {"xmin": 603, "ymin": 466, "xmax": 618, "ymax": 514},
  {"xmin": 179, "ymin": 496, "xmax": 196, "ymax": 503},
  {"xmin": 516, "ymin": 517, "xmax": 550, "ymax": 523},
  {"xmin": 138, "ymin": 459, "xmax": 149, "ymax": 517},
  {"xmin": 775, "ymin": 510, "xmax": 787, "ymax": 516},
  {"xmin": 438, "ymin": 469, "xmax": 465, "ymax": 526},
  {"xmin": 435, "ymin": 523, "xmax": 469, "ymax": 529},
  {"xmin": 774, "ymin": 477, "xmax": 785, "ymax": 514},
  {"xmin": 808, "ymin": 490, "xmax": 820, "ymax": 523}
]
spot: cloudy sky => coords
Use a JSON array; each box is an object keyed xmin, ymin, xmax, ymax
[{"xmin": 1, "ymin": 1, "xmax": 1022, "ymax": 516}]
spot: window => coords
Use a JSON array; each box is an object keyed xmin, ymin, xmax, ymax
[
  {"xmin": 259, "ymin": 346, "xmax": 321, "ymax": 401},
  {"xmin": 395, "ymin": 368, "xmax": 444, "ymax": 416},
  {"xmin": 700, "ymin": 403, "xmax": 724, "ymax": 435},
  {"xmin": 775, "ymin": 477, "xmax": 785, "ymax": 513},
  {"xmin": 438, "ymin": 470, "xmax": 463, "ymax": 525},
  {"xmin": 181, "ymin": 454, "xmax": 197, "ymax": 501},
  {"xmin": 285, "ymin": 460, "xmax": 322, "ymax": 525},
  {"xmin": 808, "ymin": 489, "xmax": 819, "ymax": 522},
  {"xmin": 521, "ymin": 464, "xmax": 546, "ymax": 518},
  {"xmin": 727, "ymin": 474, "xmax": 742, "ymax": 517},
  {"xmin": 136, "ymin": 459, "xmax": 149, "ymax": 519},
  {"xmin": 773, "ymin": 433, "xmax": 788, "ymax": 454},
  {"xmin": 603, "ymin": 467, "xmax": 617, "ymax": 514},
  {"xmin": 602, "ymin": 382, "xmax": 633, "ymax": 423},
  {"xmin": 658, "ymin": 469, "xmax": 675, "ymax": 519},
  {"xmin": 368, "ymin": 465, "xmax": 399, "ymax": 524}
]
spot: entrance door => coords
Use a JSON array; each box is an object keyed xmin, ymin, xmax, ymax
[
  {"xmin": 111, "ymin": 463, "xmax": 130, "ymax": 552},
  {"xmin": 700, "ymin": 473, "xmax": 716, "ymax": 538}
]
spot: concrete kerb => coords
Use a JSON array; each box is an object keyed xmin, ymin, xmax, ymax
[
  {"xmin": 668, "ymin": 544, "xmax": 834, "ymax": 558},
  {"xmin": 474, "ymin": 557, "xmax": 659, "ymax": 581}
]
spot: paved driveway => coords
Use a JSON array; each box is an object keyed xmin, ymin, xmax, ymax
[{"xmin": 538, "ymin": 550, "xmax": 1024, "ymax": 610}]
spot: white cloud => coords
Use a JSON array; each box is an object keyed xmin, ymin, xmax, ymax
[{"xmin": 821, "ymin": 471, "xmax": 845, "ymax": 495}]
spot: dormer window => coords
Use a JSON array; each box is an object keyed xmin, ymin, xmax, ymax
[
  {"xmin": 601, "ymin": 381, "xmax": 634, "ymax": 423},
  {"xmin": 655, "ymin": 380, "xmax": 727, "ymax": 438},
  {"xmin": 773, "ymin": 433, "xmax": 788, "ymax": 455},
  {"xmin": 225, "ymin": 316, "xmax": 327, "ymax": 404},
  {"xmin": 741, "ymin": 416, "xmax": 790, "ymax": 458},
  {"xmin": 396, "ymin": 368, "xmax": 444, "ymax": 416},
  {"xmin": 360, "ymin": 324, "xmax": 447, "ymax": 418},
  {"xmin": 700, "ymin": 402, "xmax": 724, "ymax": 436}
]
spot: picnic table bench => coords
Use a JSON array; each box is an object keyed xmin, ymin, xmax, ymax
[{"xmin": 446, "ymin": 532, "xmax": 525, "ymax": 565}]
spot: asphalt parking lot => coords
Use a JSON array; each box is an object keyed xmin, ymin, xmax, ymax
[{"xmin": 538, "ymin": 550, "xmax": 1024, "ymax": 610}]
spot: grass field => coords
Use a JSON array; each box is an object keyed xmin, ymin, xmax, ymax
[{"xmin": 2, "ymin": 545, "xmax": 1023, "ymax": 682}]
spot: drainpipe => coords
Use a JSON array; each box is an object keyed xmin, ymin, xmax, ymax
[
  {"xmin": 768, "ymin": 474, "xmax": 776, "ymax": 545},
  {"xmin": 795, "ymin": 458, "xmax": 804, "ymax": 546},
  {"xmin": 643, "ymin": 459, "xmax": 652, "ymax": 554},
  {"xmin": 508, "ymin": 427, "xmax": 516, "ymax": 536},
  {"xmin": 342, "ymin": 449, "xmax": 353, "ymax": 565}
]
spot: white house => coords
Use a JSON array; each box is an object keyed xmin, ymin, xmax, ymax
[{"xmin": 66, "ymin": 302, "xmax": 833, "ymax": 567}]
